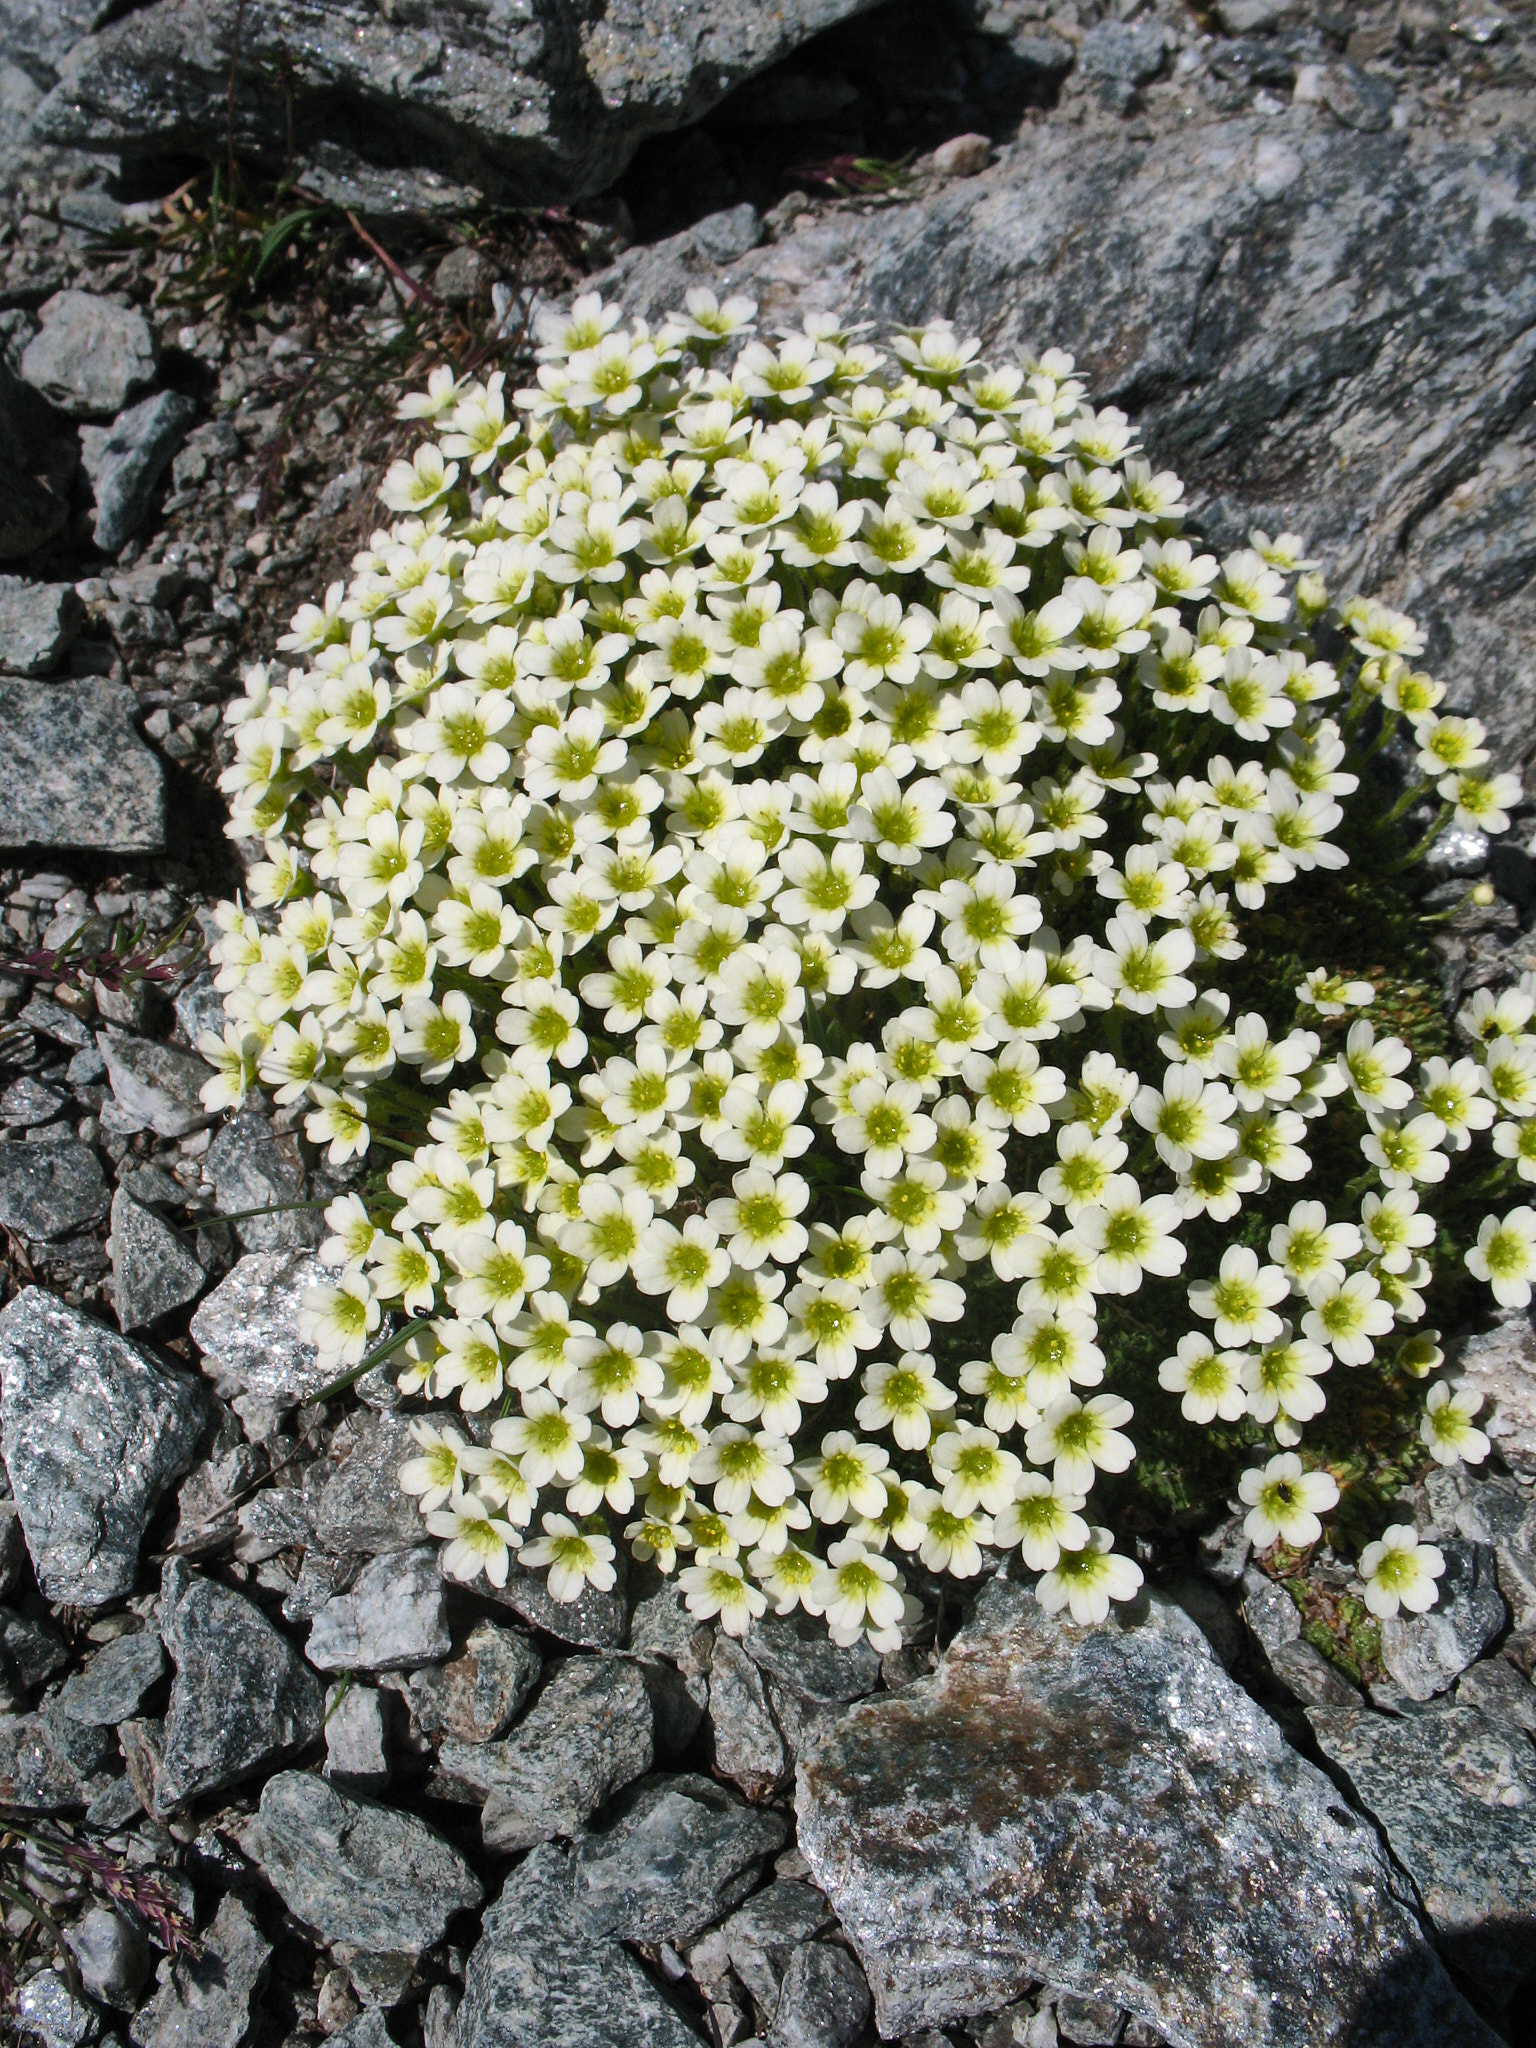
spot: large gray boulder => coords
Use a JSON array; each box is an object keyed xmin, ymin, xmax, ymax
[
  {"xmin": 593, "ymin": 109, "xmax": 1536, "ymax": 767},
  {"xmin": 32, "ymin": 0, "xmax": 880, "ymax": 210},
  {"xmin": 796, "ymin": 1577, "xmax": 1498, "ymax": 2046},
  {"xmin": 0, "ymin": 677, "xmax": 165, "ymax": 853}
]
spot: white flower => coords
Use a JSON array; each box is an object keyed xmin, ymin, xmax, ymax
[
  {"xmin": 519, "ymin": 1513, "xmax": 618, "ymax": 1601},
  {"xmin": 1036, "ymin": 1529, "xmax": 1143, "ymax": 1624},
  {"xmin": 1158, "ymin": 1333, "xmax": 1247, "ymax": 1424},
  {"xmin": 1026, "ymin": 1394, "xmax": 1135, "ymax": 1494},
  {"xmin": 1357, "ymin": 1524, "xmax": 1444, "ymax": 1619},
  {"xmin": 1188, "ymin": 1247, "xmax": 1288, "ymax": 1348},
  {"xmin": 1419, "ymin": 1382, "xmax": 1489, "ymax": 1467},
  {"xmin": 1466, "ymin": 1206, "xmax": 1536, "ymax": 1307},
  {"xmin": 1238, "ymin": 1453, "xmax": 1338, "ymax": 1550}
]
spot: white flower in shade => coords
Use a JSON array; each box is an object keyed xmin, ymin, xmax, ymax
[
  {"xmin": 1420, "ymin": 1382, "xmax": 1490, "ymax": 1467},
  {"xmin": 679, "ymin": 1556, "xmax": 769, "ymax": 1635},
  {"xmin": 519, "ymin": 1513, "xmax": 618, "ymax": 1601},
  {"xmin": 1036, "ymin": 1529, "xmax": 1144, "ymax": 1624},
  {"xmin": 1238, "ymin": 1453, "xmax": 1339, "ymax": 1550},
  {"xmin": 1357, "ymin": 1524, "xmax": 1444, "ymax": 1619},
  {"xmin": 1466, "ymin": 1207, "xmax": 1536, "ymax": 1308}
]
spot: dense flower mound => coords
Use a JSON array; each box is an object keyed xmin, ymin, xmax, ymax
[{"xmin": 204, "ymin": 292, "xmax": 1530, "ymax": 1646}]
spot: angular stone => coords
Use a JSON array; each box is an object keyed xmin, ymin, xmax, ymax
[
  {"xmin": 472, "ymin": 1543, "xmax": 630, "ymax": 1647},
  {"xmin": 325, "ymin": 1681, "xmax": 389, "ymax": 1789},
  {"xmin": 456, "ymin": 1840, "xmax": 702, "ymax": 2048},
  {"xmin": 591, "ymin": 114, "xmax": 1536, "ymax": 772},
  {"xmin": 629, "ymin": 1581, "xmax": 712, "ymax": 1675},
  {"xmin": 155, "ymin": 1560, "xmax": 324, "ymax": 1810},
  {"xmin": 99, "ymin": 1032, "xmax": 216, "ymax": 1139},
  {"xmin": 36, "ymin": 0, "xmax": 879, "ymax": 209},
  {"xmin": 1078, "ymin": 19, "xmax": 1167, "ymax": 85},
  {"xmin": 13, "ymin": 1968, "xmax": 93, "ymax": 2048},
  {"xmin": 242, "ymin": 1768, "xmax": 482, "ymax": 1954},
  {"xmin": 710, "ymin": 1633, "xmax": 789, "ymax": 1800},
  {"xmin": 0, "ymin": 1709, "xmax": 113, "ymax": 1809},
  {"xmin": 66, "ymin": 1904, "xmax": 151, "ymax": 2008},
  {"xmin": 1379, "ymin": 1540, "xmax": 1505, "ymax": 1701},
  {"xmin": 798, "ymin": 1578, "xmax": 1497, "ymax": 2045},
  {"xmin": 0, "ymin": 677, "xmax": 164, "ymax": 853},
  {"xmin": 0, "ymin": 1606, "xmax": 67, "ymax": 1702},
  {"xmin": 172, "ymin": 970, "xmax": 228, "ymax": 1050},
  {"xmin": 746, "ymin": 1611, "xmax": 880, "ymax": 1704},
  {"xmin": 0, "ymin": 1075, "xmax": 66, "ymax": 1128},
  {"xmin": 80, "ymin": 389, "xmax": 199, "ymax": 554},
  {"xmin": 1427, "ymin": 1467, "xmax": 1536, "ymax": 1633},
  {"xmin": 331, "ymin": 2015, "xmax": 395, "ymax": 2048},
  {"xmin": 575, "ymin": 1771, "xmax": 789, "ymax": 1946},
  {"xmin": 0, "ymin": 1287, "xmax": 205, "ymax": 1606},
  {"xmin": 767, "ymin": 1941, "xmax": 871, "ymax": 2048},
  {"xmin": 1310, "ymin": 1696, "xmax": 1536, "ymax": 2009},
  {"xmin": 1447, "ymin": 1318, "xmax": 1536, "ymax": 1477},
  {"xmin": 408, "ymin": 1619, "xmax": 541, "ymax": 1744},
  {"xmin": 189, "ymin": 1250, "xmax": 331, "ymax": 1408},
  {"xmin": 0, "ymin": 1138, "xmax": 108, "ymax": 1239},
  {"xmin": 204, "ymin": 1110, "xmax": 321, "ymax": 1251},
  {"xmin": 234, "ymin": 1487, "xmax": 310, "ymax": 1562},
  {"xmin": 315, "ymin": 1411, "xmax": 425, "ymax": 1555},
  {"xmin": 720, "ymin": 1880, "xmax": 834, "ymax": 2013},
  {"xmin": 1457, "ymin": 1656, "xmax": 1536, "ymax": 1734},
  {"xmin": 456, "ymin": 1653, "xmax": 654, "ymax": 1851},
  {"xmin": 55, "ymin": 1627, "xmax": 166, "ymax": 1725},
  {"xmin": 128, "ymin": 1893, "xmax": 270, "ymax": 2048},
  {"xmin": 110, "ymin": 1186, "xmax": 206, "ymax": 1331},
  {"xmin": 307, "ymin": 1545, "xmax": 451, "ymax": 1672},
  {"xmin": 0, "ymin": 578, "xmax": 81, "ymax": 676},
  {"xmin": 20, "ymin": 291, "xmax": 155, "ymax": 418}
]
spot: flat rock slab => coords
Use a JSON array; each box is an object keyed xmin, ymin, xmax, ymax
[
  {"xmin": 99, "ymin": 1032, "xmax": 216, "ymax": 1139},
  {"xmin": 1309, "ymin": 1697, "xmax": 1536, "ymax": 2010},
  {"xmin": 306, "ymin": 1544, "xmax": 451, "ymax": 1673},
  {"xmin": 595, "ymin": 114, "xmax": 1536, "ymax": 769},
  {"xmin": 189, "ymin": 1250, "xmax": 331, "ymax": 1408},
  {"xmin": 242, "ymin": 1768, "xmax": 482, "ymax": 1955},
  {"xmin": 574, "ymin": 1770, "xmax": 789, "ymax": 1947},
  {"xmin": 0, "ymin": 677, "xmax": 164, "ymax": 853},
  {"xmin": 455, "ymin": 1841, "xmax": 702, "ymax": 2048},
  {"xmin": 0, "ymin": 1139, "xmax": 109, "ymax": 1240},
  {"xmin": 155, "ymin": 1560, "xmax": 323, "ymax": 1811},
  {"xmin": 0, "ymin": 1288, "xmax": 204, "ymax": 1607},
  {"xmin": 797, "ymin": 1579, "xmax": 1497, "ymax": 2046}
]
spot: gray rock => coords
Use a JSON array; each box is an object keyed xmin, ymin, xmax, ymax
[
  {"xmin": 65, "ymin": 1904, "xmax": 151, "ymax": 2008},
  {"xmin": 1055, "ymin": 1990, "xmax": 1129, "ymax": 2045},
  {"xmin": 241, "ymin": 1768, "xmax": 482, "ymax": 1953},
  {"xmin": 19, "ymin": 995, "xmax": 92, "ymax": 1048},
  {"xmin": 80, "ymin": 389, "xmax": 198, "ymax": 554},
  {"xmin": 629, "ymin": 1582, "xmax": 714, "ymax": 1676},
  {"xmin": 234, "ymin": 1487, "xmax": 311, "ymax": 1562},
  {"xmin": 99, "ymin": 1032, "xmax": 216, "ymax": 1139},
  {"xmin": 693, "ymin": 203, "xmax": 764, "ymax": 263},
  {"xmin": 1457, "ymin": 1656, "xmax": 1536, "ymax": 1734},
  {"xmin": 1427, "ymin": 1468, "xmax": 1536, "ymax": 1632},
  {"xmin": 744, "ymin": 1610, "xmax": 880, "ymax": 1704},
  {"xmin": 710, "ymin": 1633, "xmax": 789, "ymax": 1799},
  {"xmin": 432, "ymin": 244, "xmax": 499, "ymax": 305},
  {"xmin": 1238, "ymin": 1562, "xmax": 1359, "ymax": 1703},
  {"xmin": 110, "ymin": 1187, "xmax": 206, "ymax": 1331},
  {"xmin": 1, "ymin": 1075, "xmax": 67, "ymax": 1127},
  {"xmin": 797, "ymin": 1578, "xmax": 1498, "ymax": 2045},
  {"xmin": 85, "ymin": 1767, "xmax": 145, "ymax": 1828},
  {"xmin": 1162, "ymin": 1572, "xmax": 1242, "ymax": 1671},
  {"xmin": 1310, "ymin": 1696, "xmax": 1536, "ymax": 2008},
  {"xmin": 155, "ymin": 1559, "xmax": 324, "ymax": 1810},
  {"xmin": 422, "ymin": 1984, "xmax": 460, "ymax": 2048},
  {"xmin": 0, "ymin": 1138, "xmax": 108, "ymax": 1238},
  {"xmin": 13, "ymin": 1968, "xmax": 93, "ymax": 2048},
  {"xmin": 0, "ymin": 362, "xmax": 75, "ymax": 559},
  {"xmin": 307, "ymin": 1545, "xmax": 451, "ymax": 1672},
  {"xmin": 575, "ymin": 1771, "xmax": 789, "ymax": 1945},
  {"xmin": 325, "ymin": 1680, "xmax": 389, "ymax": 1789},
  {"xmin": 1198, "ymin": 1512, "xmax": 1251, "ymax": 1588},
  {"xmin": 0, "ymin": 578, "xmax": 81, "ymax": 676},
  {"xmin": 471, "ymin": 1543, "xmax": 630, "ymax": 1648},
  {"xmin": 457, "ymin": 1653, "xmax": 654, "ymax": 1851},
  {"xmin": 1078, "ymin": 20, "xmax": 1167, "ymax": 87},
  {"xmin": 1216, "ymin": 0, "xmax": 1298, "ymax": 27},
  {"xmin": 315, "ymin": 1411, "xmax": 425, "ymax": 1554},
  {"xmin": 0, "ymin": 1709, "xmax": 112, "ymax": 1809},
  {"xmin": 1379, "ymin": 1540, "xmax": 1506, "ymax": 1700},
  {"xmin": 172, "ymin": 970, "xmax": 228, "ymax": 1049},
  {"xmin": 331, "ymin": 2015, "xmax": 396, "ymax": 2048},
  {"xmin": 460, "ymin": 1842, "xmax": 700, "ymax": 2046},
  {"xmin": 767, "ymin": 1941, "xmax": 871, "ymax": 2048},
  {"xmin": 1307, "ymin": 62, "xmax": 1396, "ymax": 134},
  {"xmin": 408, "ymin": 1619, "xmax": 542, "ymax": 1744},
  {"xmin": 720, "ymin": 1881, "xmax": 834, "ymax": 2013},
  {"xmin": 189, "ymin": 1250, "xmax": 332, "ymax": 1410},
  {"xmin": 0, "ymin": 0, "xmax": 103, "ymax": 86},
  {"xmin": 0, "ymin": 1605, "xmax": 67, "ymax": 1702},
  {"xmin": 55, "ymin": 1627, "xmax": 166, "ymax": 1725},
  {"xmin": 591, "ymin": 113, "xmax": 1536, "ymax": 772},
  {"xmin": 1447, "ymin": 1317, "xmax": 1536, "ymax": 1476},
  {"xmin": 204, "ymin": 1110, "xmax": 321, "ymax": 1250},
  {"xmin": 0, "ymin": 1287, "xmax": 204, "ymax": 1606},
  {"xmin": 19, "ymin": 290, "xmax": 155, "ymax": 418},
  {"xmin": 128, "ymin": 1893, "xmax": 271, "ymax": 2048},
  {"xmin": 36, "ymin": 0, "xmax": 881, "ymax": 209},
  {"xmin": 0, "ymin": 677, "xmax": 164, "ymax": 852}
]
